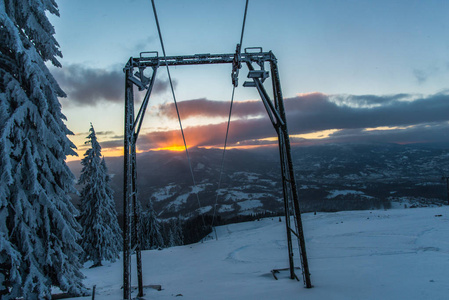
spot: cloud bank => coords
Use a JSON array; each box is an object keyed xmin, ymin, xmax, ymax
[
  {"xmin": 52, "ymin": 64, "xmax": 172, "ymax": 106},
  {"xmin": 132, "ymin": 91, "xmax": 449, "ymax": 150}
]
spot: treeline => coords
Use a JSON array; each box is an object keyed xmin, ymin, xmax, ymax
[
  {"xmin": 118, "ymin": 196, "xmax": 398, "ymax": 250},
  {"xmin": 118, "ymin": 210, "xmax": 284, "ymax": 249},
  {"xmin": 300, "ymin": 194, "xmax": 392, "ymax": 213},
  {"xmin": 122, "ymin": 195, "xmax": 398, "ymax": 250}
]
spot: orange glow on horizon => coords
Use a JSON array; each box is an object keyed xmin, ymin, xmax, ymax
[
  {"xmin": 65, "ymin": 147, "xmax": 125, "ymax": 162},
  {"xmin": 66, "ymin": 128, "xmax": 346, "ymax": 162},
  {"xmin": 199, "ymin": 143, "xmax": 278, "ymax": 150},
  {"xmin": 151, "ymin": 145, "xmax": 187, "ymax": 152}
]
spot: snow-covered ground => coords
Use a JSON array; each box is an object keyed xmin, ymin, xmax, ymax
[
  {"xmin": 326, "ymin": 189, "xmax": 365, "ymax": 198},
  {"xmin": 67, "ymin": 206, "xmax": 449, "ymax": 300}
]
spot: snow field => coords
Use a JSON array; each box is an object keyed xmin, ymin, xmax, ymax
[{"xmin": 68, "ymin": 207, "xmax": 449, "ymax": 300}]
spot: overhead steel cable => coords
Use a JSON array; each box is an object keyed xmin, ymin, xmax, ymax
[
  {"xmin": 150, "ymin": 0, "xmax": 206, "ymax": 229},
  {"xmin": 240, "ymin": 0, "xmax": 249, "ymax": 46},
  {"xmin": 211, "ymin": 86, "xmax": 235, "ymax": 240},
  {"xmin": 211, "ymin": 0, "xmax": 250, "ymax": 240}
]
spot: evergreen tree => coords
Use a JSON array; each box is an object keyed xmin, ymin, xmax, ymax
[
  {"xmin": 166, "ymin": 218, "xmax": 184, "ymax": 247},
  {"xmin": 0, "ymin": 1, "xmax": 86, "ymax": 298},
  {"xmin": 141, "ymin": 199, "xmax": 164, "ymax": 250},
  {"xmin": 173, "ymin": 217, "xmax": 184, "ymax": 246},
  {"xmin": 168, "ymin": 228, "xmax": 176, "ymax": 248},
  {"xmin": 78, "ymin": 125, "xmax": 122, "ymax": 267}
]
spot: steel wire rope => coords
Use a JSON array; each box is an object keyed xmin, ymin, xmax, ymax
[
  {"xmin": 239, "ymin": 0, "xmax": 249, "ymax": 46},
  {"xmin": 210, "ymin": 86, "xmax": 235, "ymax": 240},
  {"xmin": 150, "ymin": 0, "xmax": 206, "ymax": 229},
  {"xmin": 210, "ymin": 0, "xmax": 250, "ymax": 240}
]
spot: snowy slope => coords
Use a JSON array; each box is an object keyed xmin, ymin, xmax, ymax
[{"xmin": 66, "ymin": 206, "xmax": 449, "ymax": 300}]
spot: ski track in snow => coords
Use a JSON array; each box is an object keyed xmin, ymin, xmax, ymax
[{"xmin": 65, "ymin": 207, "xmax": 449, "ymax": 300}]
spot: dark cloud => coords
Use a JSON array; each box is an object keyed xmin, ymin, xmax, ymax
[
  {"xmin": 96, "ymin": 131, "xmax": 115, "ymax": 136},
  {"xmin": 132, "ymin": 37, "xmax": 156, "ymax": 53},
  {"xmin": 78, "ymin": 139, "xmax": 123, "ymax": 153},
  {"xmin": 412, "ymin": 65, "xmax": 441, "ymax": 84},
  {"xmin": 321, "ymin": 122, "xmax": 449, "ymax": 145},
  {"xmin": 158, "ymin": 91, "xmax": 449, "ymax": 132},
  {"xmin": 413, "ymin": 69, "xmax": 428, "ymax": 84},
  {"xmin": 136, "ymin": 117, "xmax": 276, "ymax": 150},
  {"xmin": 136, "ymin": 117, "xmax": 449, "ymax": 150},
  {"xmin": 284, "ymin": 91, "xmax": 449, "ymax": 133},
  {"xmin": 153, "ymin": 78, "xmax": 174, "ymax": 95},
  {"xmin": 77, "ymin": 130, "xmax": 116, "ymax": 137},
  {"xmin": 52, "ymin": 64, "xmax": 123, "ymax": 106},
  {"xmin": 156, "ymin": 98, "xmax": 265, "ymax": 120},
  {"xmin": 52, "ymin": 64, "xmax": 173, "ymax": 106},
  {"xmin": 138, "ymin": 91, "xmax": 449, "ymax": 149},
  {"xmin": 99, "ymin": 139, "xmax": 123, "ymax": 150}
]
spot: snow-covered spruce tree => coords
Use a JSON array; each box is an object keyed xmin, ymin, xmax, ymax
[
  {"xmin": 78, "ymin": 125, "xmax": 122, "ymax": 267},
  {"xmin": 167, "ymin": 228, "xmax": 176, "ymax": 248},
  {"xmin": 0, "ymin": 1, "xmax": 86, "ymax": 298},
  {"xmin": 166, "ymin": 218, "xmax": 184, "ymax": 247},
  {"xmin": 141, "ymin": 198, "xmax": 164, "ymax": 250},
  {"xmin": 172, "ymin": 217, "xmax": 184, "ymax": 246}
]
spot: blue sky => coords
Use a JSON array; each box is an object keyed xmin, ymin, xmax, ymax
[{"xmin": 48, "ymin": 0, "xmax": 449, "ymax": 158}]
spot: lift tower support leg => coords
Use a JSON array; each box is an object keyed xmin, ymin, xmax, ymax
[
  {"xmin": 123, "ymin": 68, "xmax": 133, "ymax": 300},
  {"xmin": 272, "ymin": 61, "xmax": 312, "ymax": 288}
]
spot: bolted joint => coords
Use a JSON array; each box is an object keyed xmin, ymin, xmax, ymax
[{"xmin": 231, "ymin": 44, "xmax": 242, "ymax": 87}]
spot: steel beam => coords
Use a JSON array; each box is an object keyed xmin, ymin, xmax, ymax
[{"xmin": 124, "ymin": 51, "xmax": 276, "ymax": 70}]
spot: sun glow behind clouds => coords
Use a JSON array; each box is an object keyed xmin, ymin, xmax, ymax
[
  {"xmin": 220, "ymin": 129, "xmax": 343, "ymax": 148},
  {"xmin": 290, "ymin": 129, "xmax": 341, "ymax": 140},
  {"xmin": 151, "ymin": 145, "xmax": 187, "ymax": 152},
  {"xmin": 66, "ymin": 147, "xmax": 125, "ymax": 162}
]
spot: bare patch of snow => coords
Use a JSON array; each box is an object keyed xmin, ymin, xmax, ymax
[
  {"xmin": 152, "ymin": 184, "xmax": 178, "ymax": 202},
  {"xmin": 238, "ymin": 199, "xmax": 263, "ymax": 211},
  {"xmin": 326, "ymin": 190, "xmax": 364, "ymax": 199},
  {"xmin": 218, "ymin": 204, "xmax": 234, "ymax": 213}
]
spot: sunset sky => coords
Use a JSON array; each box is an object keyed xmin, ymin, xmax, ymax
[{"xmin": 48, "ymin": 0, "xmax": 449, "ymax": 160}]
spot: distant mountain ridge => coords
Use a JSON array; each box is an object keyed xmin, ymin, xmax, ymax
[{"xmin": 68, "ymin": 143, "xmax": 449, "ymax": 219}]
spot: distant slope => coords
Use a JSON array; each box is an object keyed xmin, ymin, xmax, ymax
[{"xmin": 68, "ymin": 143, "xmax": 449, "ymax": 219}]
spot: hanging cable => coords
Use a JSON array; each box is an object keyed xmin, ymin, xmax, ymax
[
  {"xmin": 211, "ymin": 86, "xmax": 235, "ymax": 240},
  {"xmin": 150, "ymin": 0, "xmax": 206, "ymax": 229},
  {"xmin": 211, "ymin": 0, "xmax": 250, "ymax": 240},
  {"xmin": 240, "ymin": 0, "xmax": 249, "ymax": 46}
]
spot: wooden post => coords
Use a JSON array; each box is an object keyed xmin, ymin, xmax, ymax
[{"xmin": 92, "ymin": 285, "xmax": 96, "ymax": 300}]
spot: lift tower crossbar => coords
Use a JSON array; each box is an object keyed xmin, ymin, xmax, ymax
[{"xmin": 122, "ymin": 49, "xmax": 312, "ymax": 299}]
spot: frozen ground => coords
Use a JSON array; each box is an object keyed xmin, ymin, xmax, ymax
[{"xmin": 67, "ymin": 206, "xmax": 449, "ymax": 300}]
